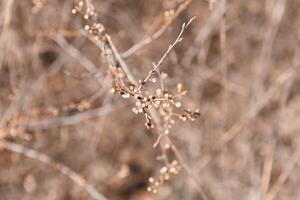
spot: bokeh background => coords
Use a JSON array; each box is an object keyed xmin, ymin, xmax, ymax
[{"xmin": 1, "ymin": 0, "xmax": 300, "ymax": 199}]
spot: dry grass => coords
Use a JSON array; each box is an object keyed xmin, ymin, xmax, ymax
[{"xmin": 1, "ymin": 0, "xmax": 300, "ymax": 200}]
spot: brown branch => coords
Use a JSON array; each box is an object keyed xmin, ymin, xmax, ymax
[
  {"xmin": 54, "ymin": 35, "xmax": 109, "ymax": 88},
  {"xmin": 182, "ymin": 1, "xmax": 225, "ymax": 67},
  {"xmin": 71, "ymin": 1, "xmax": 207, "ymax": 197},
  {"xmin": 25, "ymin": 104, "xmax": 116, "ymax": 131},
  {"xmin": 137, "ymin": 17, "xmax": 195, "ymax": 91},
  {"xmin": 198, "ymin": 68, "xmax": 297, "ymax": 171},
  {"xmin": 252, "ymin": 0, "xmax": 287, "ymax": 99},
  {"xmin": 265, "ymin": 148, "xmax": 300, "ymax": 200},
  {"xmin": 121, "ymin": 0, "xmax": 194, "ymax": 58},
  {"xmin": 0, "ymin": 139, "xmax": 109, "ymax": 200},
  {"xmin": 105, "ymin": 34, "xmax": 138, "ymax": 85}
]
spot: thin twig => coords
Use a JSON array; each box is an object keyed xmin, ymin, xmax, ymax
[
  {"xmin": 265, "ymin": 148, "xmax": 300, "ymax": 200},
  {"xmin": 199, "ymin": 68, "xmax": 296, "ymax": 171},
  {"xmin": 252, "ymin": 0, "xmax": 287, "ymax": 100},
  {"xmin": 182, "ymin": 1, "xmax": 225, "ymax": 67},
  {"xmin": 85, "ymin": 0, "xmax": 94, "ymax": 10},
  {"xmin": 0, "ymin": 139, "xmax": 109, "ymax": 200},
  {"xmin": 25, "ymin": 104, "xmax": 117, "ymax": 131},
  {"xmin": 170, "ymin": 140, "xmax": 209, "ymax": 200},
  {"xmin": 261, "ymin": 153, "xmax": 274, "ymax": 200},
  {"xmin": 54, "ymin": 35, "xmax": 109, "ymax": 88},
  {"xmin": 138, "ymin": 17, "xmax": 195, "ymax": 91},
  {"xmin": 0, "ymin": 0, "xmax": 15, "ymax": 67},
  {"xmin": 121, "ymin": 0, "xmax": 193, "ymax": 58},
  {"xmin": 105, "ymin": 34, "xmax": 138, "ymax": 85},
  {"xmin": 121, "ymin": 27, "xmax": 166, "ymax": 58},
  {"xmin": 196, "ymin": 64, "xmax": 247, "ymax": 96}
]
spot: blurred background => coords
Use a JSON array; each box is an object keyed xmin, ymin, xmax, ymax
[{"xmin": 1, "ymin": 0, "xmax": 300, "ymax": 199}]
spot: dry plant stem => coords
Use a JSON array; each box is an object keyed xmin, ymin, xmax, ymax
[
  {"xmin": 208, "ymin": 0, "xmax": 216, "ymax": 10},
  {"xmin": 279, "ymin": 47, "xmax": 300, "ymax": 106},
  {"xmin": 196, "ymin": 65, "xmax": 247, "ymax": 96},
  {"xmin": 117, "ymin": 20, "xmax": 209, "ymax": 198},
  {"xmin": 199, "ymin": 68, "xmax": 296, "ymax": 170},
  {"xmin": 0, "ymin": 0, "xmax": 14, "ymax": 32},
  {"xmin": 80, "ymin": 28, "xmax": 104, "ymax": 45},
  {"xmin": 113, "ymin": 28, "xmax": 207, "ymax": 200},
  {"xmin": 0, "ymin": 139, "xmax": 109, "ymax": 200},
  {"xmin": 0, "ymin": 0, "xmax": 15, "ymax": 67},
  {"xmin": 170, "ymin": 140, "xmax": 208, "ymax": 200},
  {"xmin": 105, "ymin": 35, "xmax": 138, "ymax": 85},
  {"xmin": 121, "ymin": 0, "xmax": 193, "ymax": 58},
  {"xmin": 182, "ymin": 1, "xmax": 225, "ymax": 67},
  {"xmin": 84, "ymin": 0, "xmax": 94, "ymax": 10},
  {"xmin": 26, "ymin": 104, "xmax": 116, "ymax": 131},
  {"xmin": 219, "ymin": 0, "xmax": 228, "ymax": 122},
  {"xmin": 253, "ymin": 0, "xmax": 287, "ymax": 99},
  {"xmin": 1, "ymin": 0, "xmax": 14, "ymax": 27},
  {"xmin": 40, "ymin": 29, "xmax": 80, "ymax": 39},
  {"xmin": 150, "ymin": 113, "xmax": 208, "ymax": 200},
  {"xmin": 88, "ymin": 75, "xmax": 112, "ymax": 103},
  {"xmin": 71, "ymin": 1, "xmax": 206, "ymax": 197},
  {"xmin": 261, "ymin": 153, "xmax": 274, "ymax": 200},
  {"xmin": 0, "ymin": 37, "xmax": 68, "ymax": 131},
  {"xmin": 265, "ymin": 148, "xmax": 300, "ymax": 200},
  {"xmin": 121, "ymin": 26, "xmax": 166, "ymax": 58},
  {"xmin": 54, "ymin": 36, "xmax": 109, "ymax": 88},
  {"xmin": 138, "ymin": 17, "xmax": 195, "ymax": 91},
  {"xmin": 165, "ymin": 0, "xmax": 193, "ymax": 27}
]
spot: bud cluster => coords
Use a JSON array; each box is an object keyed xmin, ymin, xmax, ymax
[
  {"xmin": 147, "ymin": 160, "xmax": 181, "ymax": 193},
  {"xmin": 72, "ymin": 1, "xmax": 105, "ymax": 41}
]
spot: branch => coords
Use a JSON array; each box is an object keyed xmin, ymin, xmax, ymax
[
  {"xmin": 54, "ymin": 35, "xmax": 109, "ymax": 88},
  {"xmin": 198, "ymin": 67, "xmax": 297, "ymax": 171},
  {"xmin": 138, "ymin": 17, "xmax": 195, "ymax": 90},
  {"xmin": 0, "ymin": 139, "xmax": 109, "ymax": 200},
  {"xmin": 105, "ymin": 35, "xmax": 138, "ymax": 85},
  {"xmin": 182, "ymin": 1, "xmax": 225, "ymax": 67},
  {"xmin": 121, "ymin": 0, "xmax": 194, "ymax": 58},
  {"xmin": 26, "ymin": 104, "xmax": 115, "ymax": 131}
]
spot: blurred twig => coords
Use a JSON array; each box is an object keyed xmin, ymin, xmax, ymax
[
  {"xmin": 199, "ymin": 67, "xmax": 297, "ymax": 170},
  {"xmin": 121, "ymin": 0, "xmax": 193, "ymax": 58},
  {"xmin": 252, "ymin": 0, "xmax": 287, "ymax": 100},
  {"xmin": 261, "ymin": 152, "xmax": 274, "ymax": 200},
  {"xmin": 137, "ymin": 17, "xmax": 195, "ymax": 91},
  {"xmin": 54, "ymin": 35, "xmax": 109, "ymax": 89},
  {"xmin": 265, "ymin": 148, "xmax": 300, "ymax": 200},
  {"xmin": 0, "ymin": 139, "xmax": 109, "ymax": 200},
  {"xmin": 25, "ymin": 104, "xmax": 116, "ymax": 131},
  {"xmin": 0, "ymin": 0, "xmax": 15, "ymax": 67},
  {"xmin": 105, "ymin": 35, "xmax": 138, "ymax": 85},
  {"xmin": 196, "ymin": 64, "xmax": 247, "ymax": 96},
  {"xmin": 182, "ymin": 1, "xmax": 225, "ymax": 67}
]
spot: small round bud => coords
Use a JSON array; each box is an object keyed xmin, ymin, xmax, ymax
[
  {"xmin": 78, "ymin": 1, "xmax": 84, "ymax": 7},
  {"xmin": 175, "ymin": 102, "xmax": 181, "ymax": 108},
  {"xmin": 84, "ymin": 25, "xmax": 90, "ymax": 30},
  {"xmin": 149, "ymin": 177, "xmax": 154, "ymax": 183}
]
